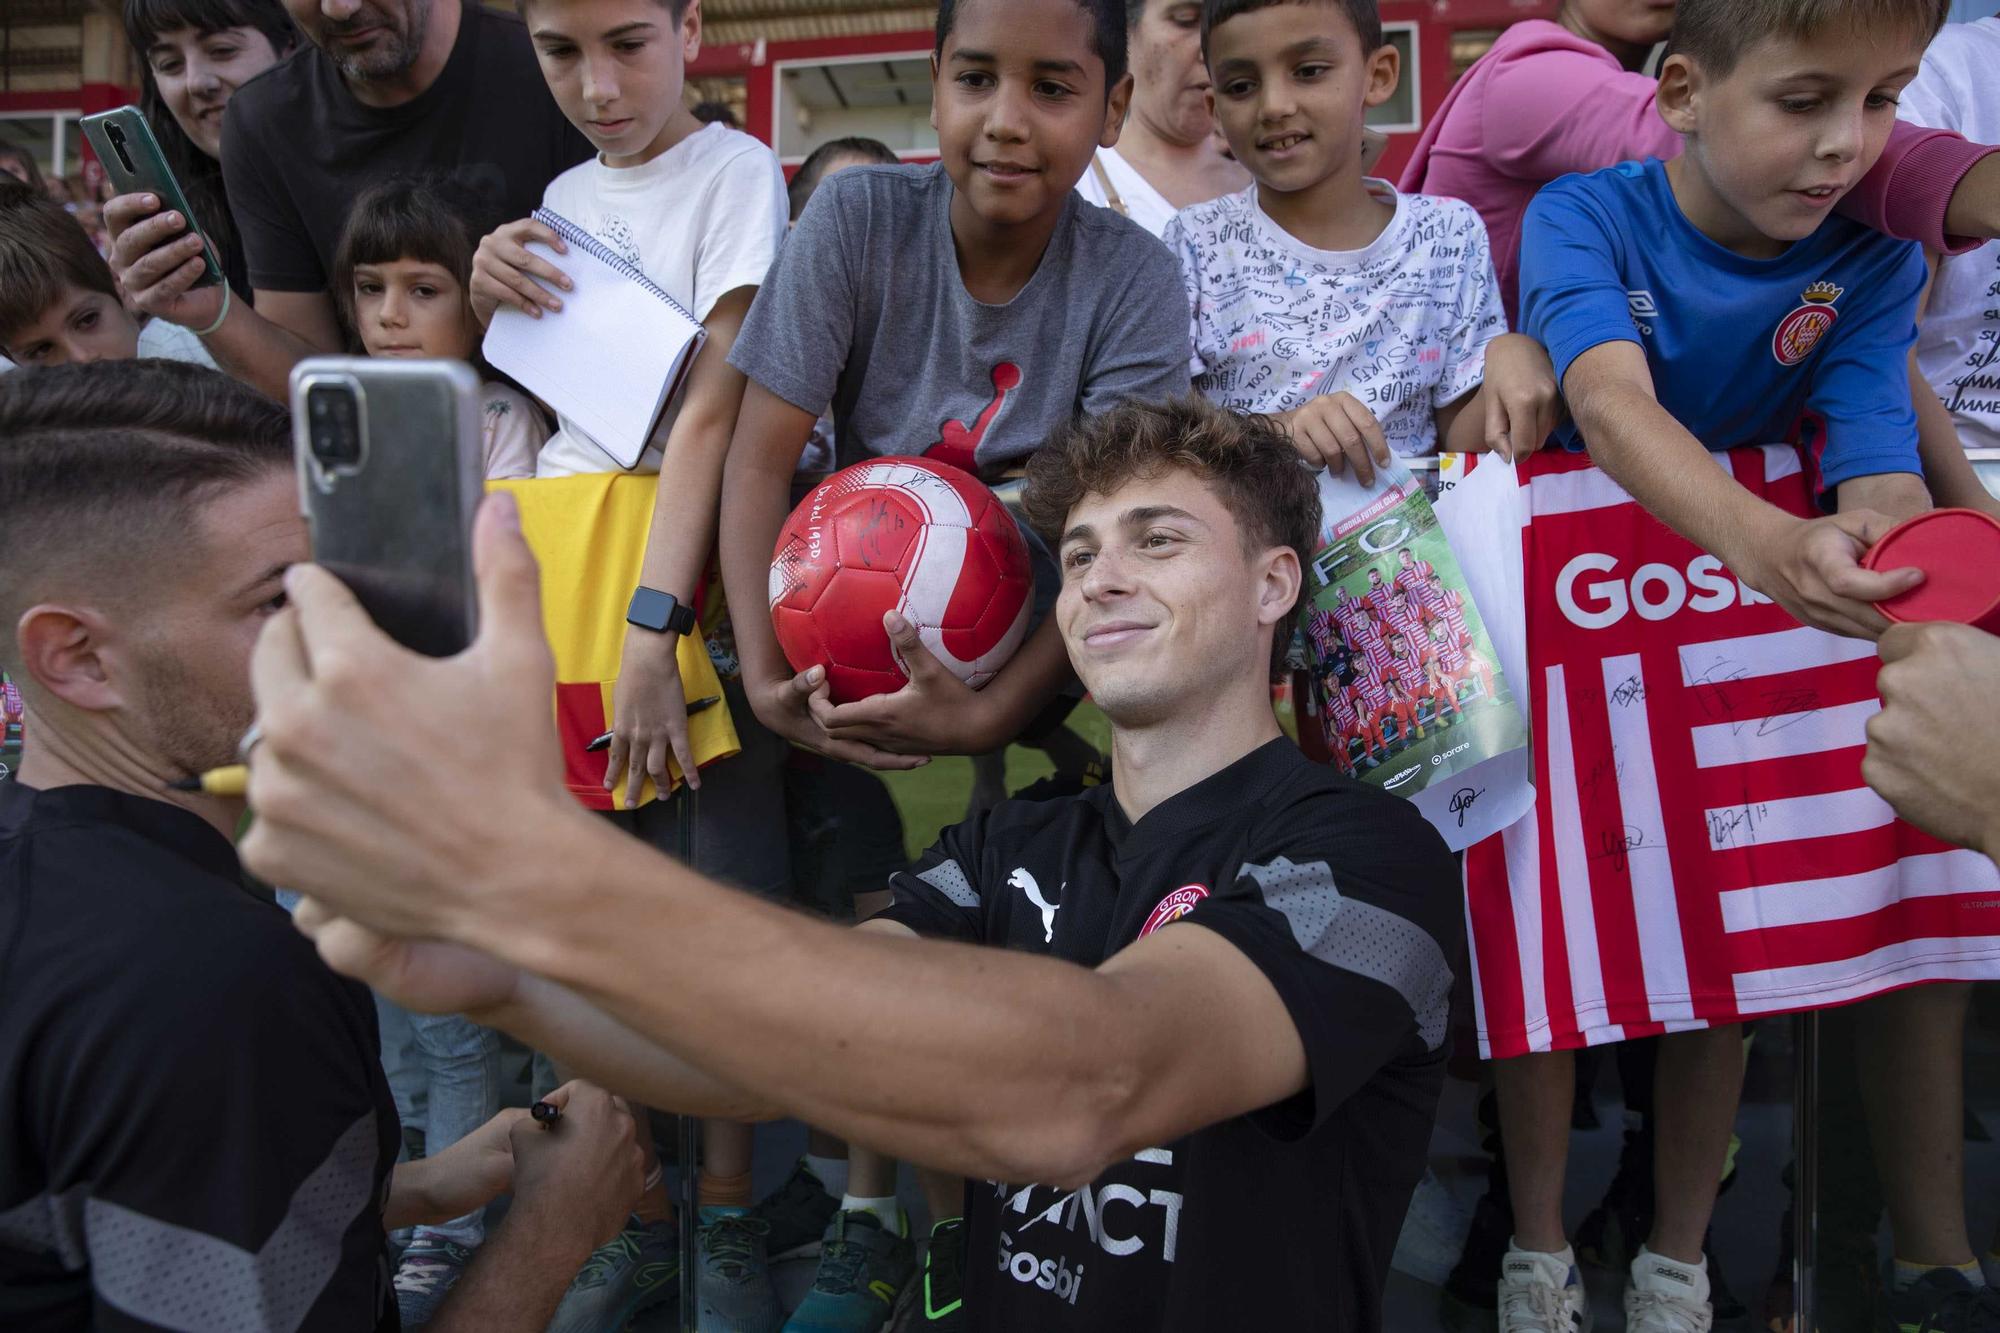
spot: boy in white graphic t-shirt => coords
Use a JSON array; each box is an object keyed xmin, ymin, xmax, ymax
[
  {"xmin": 1169, "ymin": 0, "xmax": 1557, "ymax": 477},
  {"xmin": 1903, "ymin": 18, "xmax": 2000, "ymax": 457}
]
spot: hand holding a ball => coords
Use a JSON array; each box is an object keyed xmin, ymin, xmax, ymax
[
  {"xmin": 765, "ymin": 458, "xmax": 1039, "ymax": 768},
  {"xmin": 756, "ymin": 663, "xmax": 935, "ymax": 771},
  {"xmin": 806, "ymin": 610, "xmax": 1008, "ymax": 755}
]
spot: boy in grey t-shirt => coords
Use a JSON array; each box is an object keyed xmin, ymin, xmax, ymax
[
  {"xmin": 732, "ymin": 160, "xmax": 1187, "ymax": 473},
  {"xmin": 722, "ymin": 0, "xmax": 1190, "ymax": 779}
]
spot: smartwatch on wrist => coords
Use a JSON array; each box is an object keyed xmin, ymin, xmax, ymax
[{"xmin": 627, "ymin": 586, "xmax": 696, "ymax": 636}]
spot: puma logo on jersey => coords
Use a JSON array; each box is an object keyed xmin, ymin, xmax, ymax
[{"xmin": 1008, "ymin": 867, "xmax": 1062, "ymax": 943}]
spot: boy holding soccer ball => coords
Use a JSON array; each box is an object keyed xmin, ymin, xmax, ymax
[
  {"xmin": 719, "ymin": 0, "xmax": 1189, "ymax": 777},
  {"xmin": 720, "ymin": 5, "xmax": 1189, "ymax": 1320}
]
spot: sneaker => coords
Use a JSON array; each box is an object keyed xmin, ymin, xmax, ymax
[
  {"xmin": 393, "ymin": 1236, "xmax": 474, "ymax": 1329},
  {"xmin": 697, "ymin": 1208, "xmax": 782, "ymax": 1333},
  {"xmin": 1391, "ymin": 1169, "xmax": 1472, "ymax": 1287},
  {"xmin": 1626, "ymin": 1251, "xmax": 1714, "ymax": 1333},
  {"xmin": 908, "ymin": 1217, "xmax": 966, "ymax": 1330},
  {"xmin": 546, "ymin": 1214, "xmax": 679, "ymax": 1333},
  {"xmin": 749, "ymin": 1159, "xmax": 841, "ymax": 1261},
  {"xmin": 782, "ymin": 1209, "xmax": 915, "ymax": 1333},
  {"xmin": 1497, "ymin": 1246, "xmax": 1589, "ymax": 1332},
  {"xmin": 1886, "ymin": 1268, "xmax": 2000, "ymax": 1333}
]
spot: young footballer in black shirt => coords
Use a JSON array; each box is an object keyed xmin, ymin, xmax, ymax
[
  {"xmin": 249, "ymin": 396, "xmax": 1464, "ymax": 1332},
  {"xmin": 0, "ymin": 361, "xmax": 643, "ymax": 1332}
]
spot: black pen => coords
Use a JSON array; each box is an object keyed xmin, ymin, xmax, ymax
[
  {"xmin": 586, "ymin": 695, "xmax": 721, "ymax": 752},
  {"xmin": 531, "ymin": 1100, "xmax": 561, "ymax": 1127}
]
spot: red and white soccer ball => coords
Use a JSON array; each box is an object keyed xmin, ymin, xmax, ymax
[{"xmin": 769, "ymin": 457, "xmax": 1034, "ymax": 704}]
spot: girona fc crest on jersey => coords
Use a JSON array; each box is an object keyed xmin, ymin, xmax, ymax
[
  {"xmin": 1139, "ymin": 885, "xmax": 1210, "ymax": 937},
  {"xmin": 1772, "ymin": 280, "xmax": 1844, "ymax": 367}
]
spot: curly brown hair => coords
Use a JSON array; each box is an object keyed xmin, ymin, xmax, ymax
[{"xmin": 1022, "ymin": 396, "xmax": 1320, "ymax": 679}]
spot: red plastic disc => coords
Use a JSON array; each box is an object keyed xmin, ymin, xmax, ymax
[{"xmin": 1861, "ymin": 508, "xmax": 2000, "ymax": 630}]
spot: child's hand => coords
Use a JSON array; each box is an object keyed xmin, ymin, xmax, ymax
[
  {"xmin": 749, "ymin": 666, "xmax": 932, "ymax": 773},
  {"xmin": 1278, "ymin": 393, "xmax": 1392, "ymax": 485},
  {"xmin": 104, "ymin": 192, "xmax": 225, "ymax": 332},
  {"xmin": 471, "ymin": 217, "xmax": 573, "ymax": 326},
  {"xmin": 808, "ymin": 612, "xmax": 1009, "ymax": 757},
  {"xmin": 604, "ymin": 633, "xmax": 698, "ymax": 812},
  {"xmin": 1480, "ymin": 333, "xmax": 1562, "ymax": 462},
  {"xmin": 1737, "ymin": 510, "xmax": 1923, "ymax": 640}
]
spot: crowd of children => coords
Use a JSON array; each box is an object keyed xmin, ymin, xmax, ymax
[{"xmin": 6, "ymin": 0, "xmax": 2000, "ymax": 1329}]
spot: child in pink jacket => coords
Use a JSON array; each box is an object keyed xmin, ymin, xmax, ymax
[{"xmin": 1401, "ymin": 3, "xmax": 2000, "ymax": 323}]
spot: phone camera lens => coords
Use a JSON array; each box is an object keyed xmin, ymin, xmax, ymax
[
  {"xmin": 105, "ymin": 123, "xmax": 137, "ymax": 176},
  {"xmin": 305, "ymin": 383, "xmax": 362, "ymax": 469}
]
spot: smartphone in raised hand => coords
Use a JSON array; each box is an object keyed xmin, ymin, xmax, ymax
[
  {"xmin": 290, "ymin": 357, "xmax": 485, "ymax": 657},
  {"xmin": 80, "ymin": 106, "xmax": 224, "ymax": 290}
]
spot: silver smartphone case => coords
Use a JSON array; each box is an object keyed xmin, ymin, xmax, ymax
[{"xmin": 290, "ymin": 357, "xmax": 485, "ymax": 658}]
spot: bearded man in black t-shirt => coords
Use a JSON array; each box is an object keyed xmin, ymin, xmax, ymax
[
  {"xmin": 0, "ymin": 361, "xmax": 642, "ymax": 1332},
  {"xmin": 242, "ymin": 395, "xmax": 1465, "ymax": 1333}
]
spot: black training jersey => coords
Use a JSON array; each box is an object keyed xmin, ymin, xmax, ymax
[
  {"xmin": 878, "ymin": 738, "xmax": 1462, "ymax": 1333},
  {"xmin": 0, "ymin": 783, "xmax": 401, "ymax": 1332}
]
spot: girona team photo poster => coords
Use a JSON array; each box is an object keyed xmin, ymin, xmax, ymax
[{"xmin": 1302, "ymin": 464, "xmax": 1530, "ymax": 845}]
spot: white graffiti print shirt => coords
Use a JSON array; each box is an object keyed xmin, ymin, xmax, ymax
[{"xmin": 1166, "ymin": 180, "xmax": 1506, "ymax": 457}]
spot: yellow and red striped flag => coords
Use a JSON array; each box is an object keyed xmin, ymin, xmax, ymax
[{"xmin": 491, "ymin": 472, "xmax": 739, "ymax": 811}]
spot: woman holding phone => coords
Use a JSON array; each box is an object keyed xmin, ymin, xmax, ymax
[{"xmin": 120, "ymin": 0, "xmax": 297, "ymax": 299}]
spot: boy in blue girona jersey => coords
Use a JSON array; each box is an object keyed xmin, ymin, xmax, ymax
[
  {"xmin": 1517, "ymin": 0, "xmax": 1954, "ymax": 615},
  {"xmin": 1487, "ymin": 3, "xmax": 2000, "ymax": 1332}
]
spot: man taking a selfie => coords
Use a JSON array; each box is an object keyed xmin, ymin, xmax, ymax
[{"xmin": 246, "ymin": 395, "xmax": 1463, "ymax": 1332}]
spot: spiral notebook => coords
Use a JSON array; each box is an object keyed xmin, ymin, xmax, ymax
[{"xmin": 481, "ymin": 208, "xmax": 707, "ymax": 471}]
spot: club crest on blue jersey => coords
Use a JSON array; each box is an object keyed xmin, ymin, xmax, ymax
[{"xmin": 1772, "ymin": 280, "xmax": 1845, "ymax": 367}]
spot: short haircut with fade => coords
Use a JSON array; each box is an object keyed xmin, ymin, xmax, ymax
[
  {"xmin": 0, "ymin": 180, "xmax": 120, "ymax": 343},
  {"xmin": 1200, "ymin": 0, "xmax": 1382, "ymax": 60},
  {"xmin": 1022, "ymin": 396, "xmax": 1320, "ymax": 679},
  {"xmin": 788, "ymin": 138, "xmax": 901, "ymax": 221},
  {"xmin": 1670, "ymin": 0, "xmax": 1948, "ymax": 76},
  {"xmin": 936, "ymin": 0, "xmax": 1130, "ymax": 92},
  {"xmin": 0, "ymin": 360, "xmax": 292, "ymax": 678}
]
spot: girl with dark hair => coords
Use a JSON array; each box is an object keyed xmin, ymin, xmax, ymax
[
  {"xmin": 332, "ymin": 177, "xmax": 544, "ymax": 474},
  {"xmin": 121, "ymin": 0, "xmax": 297, "ymax": 298}
]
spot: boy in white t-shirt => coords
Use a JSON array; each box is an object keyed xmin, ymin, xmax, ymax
[
  {"xmin": 467, "ymin": 0, "xmax": 790, "ymax": 1328},
  {"xmin": 1169, "ymin": 0, "xmax": 1556, "ymax": 476},
  {"xmin": 1904, "ymin": 18, "xmax": 2000, "ymax": 457}
]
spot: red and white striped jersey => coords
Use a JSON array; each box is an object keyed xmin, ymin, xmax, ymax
[
  {"xmin": 1423, "ymin": 585, "xmax": 1471, "ymax": 647},
  {"xmin": 1463, "ymin": 446, "xmax": 2000, "ymax": 1057},
  {"xmin": 1351, "ymin": 672, "xmax": 1389, "ymax": 712},
  {"xmin": 1304, "ymin": 608, "xmax": 1342, "ymax": 658},
  {"xmin": 1364, "ymin": 580, "xmax": 1398, "ymax": 623},
  {"xmin": 1325, "ymin": 680, "xmax": 1359, "ymax": 730},
  {"xmin": 1350, "ymin": 621, "xmax": 1395, "ymax": 679},
  {"xmin": 1394, "ymin": 558, "xmax": 1437, "ymax": 598},
  {"xmin": 1432, "ymin": 631, "xmax": 1468, "ymax": 674},
  {"xmin": 1380, "ymin": 597, "xmax": 1430, "ymax": 653},
  {"xmin": 1330, "ymin": 593, "xmax": 1374, "ymax": 644}
]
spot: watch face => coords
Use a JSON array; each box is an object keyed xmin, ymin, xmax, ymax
[{"xmin": 630, "ymin": 588, "xmax": 689, "ymax": 633}]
